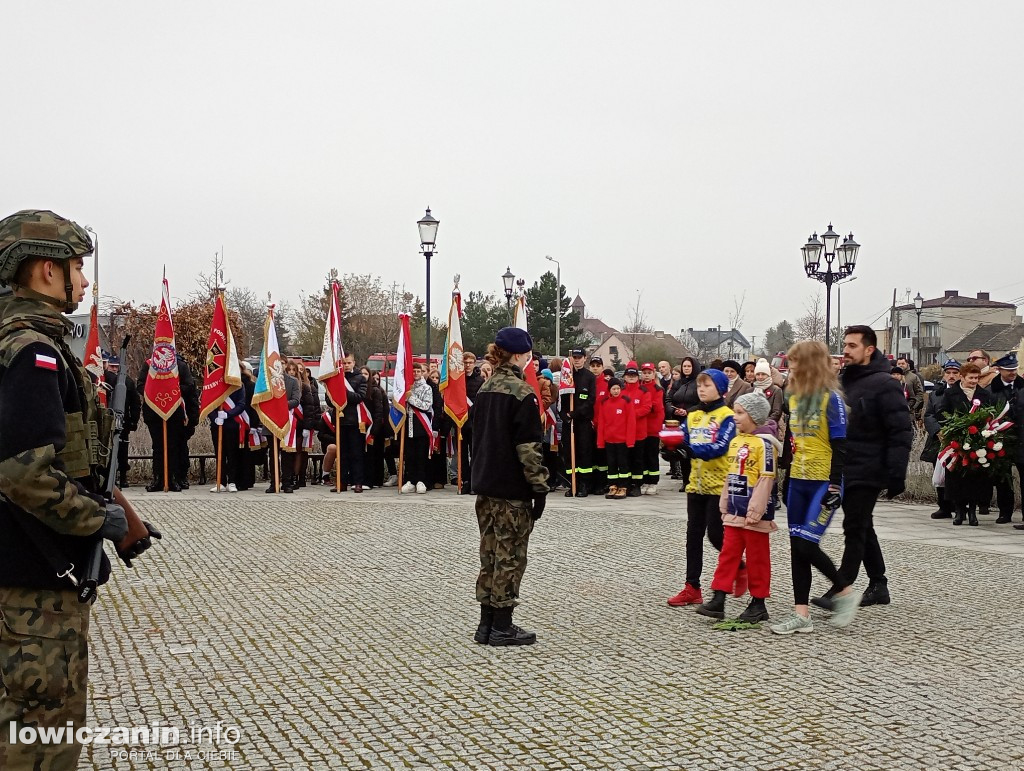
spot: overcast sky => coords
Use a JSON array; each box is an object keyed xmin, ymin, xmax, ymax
[{"xmin": 7, "ymin": 2, "xmax": 1023, "ymax": 347}]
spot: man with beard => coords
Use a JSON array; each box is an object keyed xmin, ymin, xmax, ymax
[{"xmin": 814, "ymin": 325, "xmax": 912, "ymax": 610}]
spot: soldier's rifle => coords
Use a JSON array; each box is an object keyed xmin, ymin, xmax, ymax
[{"xmin": 78, "ymin": 335, "xmax": 131, "ymax": 603}]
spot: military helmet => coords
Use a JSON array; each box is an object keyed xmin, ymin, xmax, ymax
[{"xmin": 0, "ymin": 209, "xmax": 93, "ymax": 287}]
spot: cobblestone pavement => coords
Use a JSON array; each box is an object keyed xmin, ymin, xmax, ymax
[{"xmin": 82, "ymin": 479, "xmax": 1024, "ymax": 770}]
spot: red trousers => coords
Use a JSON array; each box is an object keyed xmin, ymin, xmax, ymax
[{"xmin": 710, "ymin": 526, "xmax": 771, "ymax": 598}]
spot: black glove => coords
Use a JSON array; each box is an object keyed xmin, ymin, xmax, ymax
[
  {"xmin": 823, "ymin": 491, "xmax": 842, "ymax": 511},
  {"xmin": 118, "ymin": 521, "xmax": 163, "ymax": 568},
  {"xmin": 886, "ymin": 478, "xmax": 906, "ymax": 499},
  {"xmin": 98, "ymin": 503, "xmax": 128, "ymax": 542},
  {"xmin": 531, "ymin": 493, "xmax": 546, "ymax": 521},
  {"xmin": 680, "ymin": 443, "xmax": 694, "ymax": 459}
]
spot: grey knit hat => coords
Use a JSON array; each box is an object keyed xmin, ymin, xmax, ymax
[{"xmin": 734, "ymin": 392, "xmax": 771, "ymax": 426}]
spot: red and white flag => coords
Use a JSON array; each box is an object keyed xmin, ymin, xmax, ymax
[
  {"xmin": 389, "ymin": 313, "xmax": 414, "ymax": 434},
  {"xmin": 513, "ymin": 294, "xmax": 544, "ymax": 419},
  {"xmin": 318, "ymin": 280, "xmax": 350, "ymax": 415},
  {"xmin": 143, "ymin": 278, "xmax": 183, "ymax": 421},
  {"xmin": 83, "ymin": 302, "xmax": 107, "ymax": 406},
  {"xmin": 559, "ymin": 356, "xmax": 575, "ymax": 395},
  {"xmin": 199, "ymin": 291, "xmax": 242, "ymax": 421}
]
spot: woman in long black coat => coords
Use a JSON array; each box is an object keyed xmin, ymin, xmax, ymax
[
  {"xmin": 937, "ymin": 363, "xmax": 993, "ymax": 525},
  {"xmin": 664, "ymin": 357, "xmax": 702, "ymax": 488}
]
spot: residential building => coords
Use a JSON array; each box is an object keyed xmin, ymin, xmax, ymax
[
  {"xmin": 592, "ymin": 330, "xmax": 691, "ymax": 370},
  {"xmin": 893, "ymin": 290, "xmax": 1019, "ymax": 365},
  {"xmin": 680, "ymin": 327, "xmax": 751, "ymax": 362},
  {"xmin": 946, "ymin": 323, "xmax": 1024, "ymax": 365}
]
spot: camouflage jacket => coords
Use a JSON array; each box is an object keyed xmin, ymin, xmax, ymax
[
  {"xmin": 0, "ymin": 297, "xmax": 108, "ymax": 589},
  {"xmin": 470, "ymin": 363, "xmax": 548, "ymax": 501}
]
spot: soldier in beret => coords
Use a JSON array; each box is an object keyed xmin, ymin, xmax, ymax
[{"xmin": 471, "ymin": 326, "xmax": 549, "ymax": 646}]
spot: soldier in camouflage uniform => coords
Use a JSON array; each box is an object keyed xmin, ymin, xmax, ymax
[
  {"xmin": 0, "ymin": 210, "xmax": 153, "ymax": 769},
  {"xmin": 470, "ymin": 327, "xmax": 549, "ymax": 646}
]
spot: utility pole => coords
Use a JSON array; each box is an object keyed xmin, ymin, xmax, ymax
[{"xmin": 889, "ymin": 288, "xmax": 897, "ymax": 355}]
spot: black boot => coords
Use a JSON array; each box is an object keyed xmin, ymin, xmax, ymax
[
  {"xmin": 146, "ymin": 479, "xmax": 163, "ymax": 493},
  {"xmin": 696, "ymin": 589, "xmax": 727, "ymax": 619},
  {"xmin": 860, "ymin": 580, "xmax": 891, "ymax": 607},
  {"xmin": 626, "ymin": 483, "xmax": 641, "ymax": 498},
  {"xmin": 811, "ymin": 587, "xmax": 837, "ymax": 611},
  {"xmin": 265, "ymin": 481, "xmax": 279, "ymax": 493},
  {"xmin": 282, "ymin": 474, "xmax": 295, "ymax": 494},
  {"xmin": 953, "ymin": 506, "xmax": 966, "ymax": 526},
  {"xmin": 968, "ymin": 505, "xmax": 979, "ymax": 527},
  {"xmin": 119, "ymin": 471, "xmax": 129, "ymax": 489},
  {"xmin": 474, "ymin": 606, "xmax": 494, "ymax": 644},
  {"xmin": 737, "ymin": 597, "xmax": 770, "ymax": 623},
  {"xmin": 487, "ymin": 607, "xmax": 536, "ymax": 646}
]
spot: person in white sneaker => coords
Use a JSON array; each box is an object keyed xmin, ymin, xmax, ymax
[
  {"xmin": 401, "ymin": 363, "xmax": 434, "ymax": 494},
  {"xmin": 769, "ymin": 341, "xmax": 860, "ymax": 635},
  {"xmin": 401, "ymin": 481, "xmax": 415, "ymax": 494}
]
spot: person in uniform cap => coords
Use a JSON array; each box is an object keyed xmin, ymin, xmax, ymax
[
  {"xmin": 560, "ymin": 348, "xmax": 597, "ymax": 496},
  {"xmin": 990, "ymin": 352, "xmax": 1024, "ymax": 523},
  {"xmin": 471, "ymin": 326, "xmax": 549, "ymax": 645},
  {"xmin": 0, "ymin": 209, "xmax": 160, "ymax": 768}
]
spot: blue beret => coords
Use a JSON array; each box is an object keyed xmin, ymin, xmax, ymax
[{"xmin": 495, "ymin": 326, "xmax": 533, "ymax": 354}]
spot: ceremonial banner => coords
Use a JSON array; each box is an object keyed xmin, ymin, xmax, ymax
[
  {"xmin": 143, "ymin": 278, "xmax": 183, "ymax": 420},
  {"xmin": 199, "ymin": 291, "xmax": 242, "ymax": 421},
  {"xmin": 389, "ymin": 313, "xmax": 414, "ymax": 433},
  {"xmin": 318, "ymin": 280, "xmax": 350, "ymax": 413},
  {"xmin": 252, "ymin": 304, "xmax": 291, "ymax": 439},
  {"xmin": 440, "ymin": 287, "xmax": 468, "ymax": 427},
  {"xmin": 559, "ymin": 355, "xmax": 575, "ymax": 395}
]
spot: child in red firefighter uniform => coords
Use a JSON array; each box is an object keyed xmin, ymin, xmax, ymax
[
  {"xmin": 641, "ymin": 362, "xmax": 666, "ymax": 494},
  {"xmin": 696, "ymin": 392, "xmax": 781, "ymax": 623},
  {"xmin": 621, "ymin": 361, "xmax": 652, "ymax": 497},
  {"xmin": 596, "ymin": 378, "xmax": 636, "ymax": 499}
]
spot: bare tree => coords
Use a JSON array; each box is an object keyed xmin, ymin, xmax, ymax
[
  {"xmin": 622, "ymin": 291, "xmax": 654, "ymax": 355},
  {"xmin": 794, "ymin": 293, "xmax": 826, "ymax": 341}
]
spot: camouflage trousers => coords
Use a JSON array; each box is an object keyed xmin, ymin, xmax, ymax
[
  {"xmin": 476, "ymin": 495, "xmax": 534, "ymax": 609},
  {"xmin": 0, "ymin": 587, "xmax": 91, "ymax": 771}
]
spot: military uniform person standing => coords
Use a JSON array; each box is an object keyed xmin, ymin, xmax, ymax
[
  {"xmin": 560, "ymin": 348, "xmax": 597, "ymax": 497},
  {"xmin": 0, "ymin": 210, "xmax": 157, "ymax": 769},
  {"xmin": 471, "ymin": 327, "xmax": 549, "ymax": 646},
  {"xmin": 103, "ymin": 355, "xmax": 141, "ymax": 489}
]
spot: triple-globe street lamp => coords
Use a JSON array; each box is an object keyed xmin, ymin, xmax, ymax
[
  {"xmin": 417, "ymin": 208, "xmax": 439, "ymax": 363},
  {"xmin": 802, "ymin": 224, "xmax": 860, "ymax": 351}
]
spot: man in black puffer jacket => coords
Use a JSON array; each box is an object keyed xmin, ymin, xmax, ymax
[{"xmin": 815, "ymin": 326, "xmax": 912, "ymax": 610}]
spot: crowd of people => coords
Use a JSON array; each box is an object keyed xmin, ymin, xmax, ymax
[{"xmin": 110, "ymin": 338, "xmax": 1024, "ymax": 533}]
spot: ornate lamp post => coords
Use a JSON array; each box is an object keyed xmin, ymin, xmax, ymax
[
  {"xmin": 502, "ymin": 267, "xmax": 515, "ymax": 322},
  {"xmin": 417, "ymin": 208, "xmax": 439, "ymax": 363},
  {"xmin": 802, "ymin": 224, "xmax": 860, "ymax": 351}
]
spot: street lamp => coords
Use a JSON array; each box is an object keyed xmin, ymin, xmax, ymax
[
  {"xmin": 802, "ymin": 224, "xmax": 859, "ymax": 350},
  {"xmin": 914, "ymin": 292, "xmax": 924, "ymax": 364},
  {"xmin": 417, "ymin": 207, "xmax": 439, "ymax": 364},
  {"xmin": 502, "ymin": 267, "xmax": 515, "ymax": 321},
  {"xmin": 546, "ymin": 255, "xmax": 561, "ymax": 357}
]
